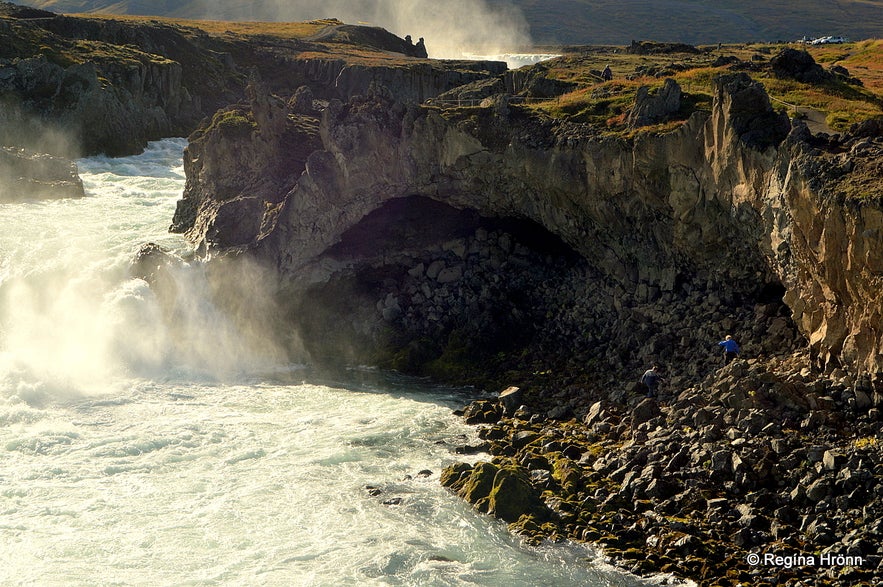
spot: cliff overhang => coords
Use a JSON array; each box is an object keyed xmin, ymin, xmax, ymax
[{"xmin": 173, "ymin": 69, "xmax": 883, "ymax": 381}]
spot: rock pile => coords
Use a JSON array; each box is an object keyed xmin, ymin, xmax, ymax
[
  {"xmin": 362, "ymin": 210, "xmax": 801, "ymax": 395},
  {"xmin": 443, "ymin": 356, "xmax": 883, "ymax": 585}
]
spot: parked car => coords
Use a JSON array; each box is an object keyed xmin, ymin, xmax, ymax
[{"xmin": 811, "ymin": 36, "xmax": 846, "ymax": 45}]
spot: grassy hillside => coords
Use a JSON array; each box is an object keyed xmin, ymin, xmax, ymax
[
  {"xmin": 23, "ymin": 0, "xmax": 883, "ymax": 45},
  {"xmin": 526, "ymin": 40, "xmax": 883, "ymax": 135},
  {"xmin": 14, "ymin": 2, "xmax": 883, "ymax": 135}
]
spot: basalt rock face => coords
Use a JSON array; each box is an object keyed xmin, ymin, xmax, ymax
[
  {"xmin": 0, "ymin": 7, "xmax": 500, "ymax": 157},
  {"xmin": 763, "ymin": 135, "xmax": 883, "ymax": 374},
  {"xmin": 0, "ymin": 14, "xmax": 207, "ymax": 156},
  {"xmin": 181, "ymin": 71, "xmax": 883, "ymax": 379},
  {"xmin": 0, "ymin": 52, "xmax": 193, "ymax": 157}
]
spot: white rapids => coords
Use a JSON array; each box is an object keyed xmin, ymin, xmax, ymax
[{"xmin": 0, "ymin": 139, "xmax": 669, "ymax": 586}]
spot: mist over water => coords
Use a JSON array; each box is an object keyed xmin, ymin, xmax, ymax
[
  {"xmin": 0, "ymin": 140, "xmax": 663, "ymax": 585},
  {"xmin": 189, "ymin": 0, "xmax": 534, "ymax": 60},
  {"xmin": 0, "ymin": 138, "xmax": 187, "ymax": 399}
]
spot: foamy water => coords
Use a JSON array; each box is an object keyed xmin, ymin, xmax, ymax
[
  {"xmin": 0, "ymin": 139, "xmax": 661, "ymax": 586},
  {"xmin": 462, "ymin": 53, "xmax": 561, "ymax": 69}
]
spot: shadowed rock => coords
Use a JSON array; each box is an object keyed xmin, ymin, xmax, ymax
[{"xmin": 0, "ymin": 147, "xmax": 84, "ymax": 200}]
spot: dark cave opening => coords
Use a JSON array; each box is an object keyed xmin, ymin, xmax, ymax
[
  {"xmin": 325, "ymin": 194, "xmax": 580, "ymax": 263},
  {"xmin": 299, "ymin": 195, "xmax": 582, "ymax": 376},
  {"xmin": 758, "ymin": 281, "xmax": 787, "ymax": 304}
]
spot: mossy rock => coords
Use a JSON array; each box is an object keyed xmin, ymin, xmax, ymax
[
  {"xmin": 621, "ymin": 548, "xmax": 644, "ymax": 560},
  {"xmin": 482, "ymin": 465, "xmax": 553, "ymax": 523},
  {"xmin": 439, "ymin": 462, "xmax": 472, "ymax": 490},
  {"xmin": 449, "ymin": 462, "xmax": 553, "ymax": 524},
  {"xmin": 387, "ymin": 337, "xmax": 439, "ymax": 372},
  {"xmin": 508, "ymin": 513, "xmax": 542, "ymax": 535},
  {"xmin": 458, "ymin": 461, "xmax": 500, "ymax": 505},
  {"xmin": 551, "ymin": 456, "xmax": 582, "ymax": 495},
  {"xmin": 209, "ymin": 108, "xmax": 257, "ymax": 138},
  {"xmin": 461, "ymin": 399, "xmax": 502, "ymax": 424}
]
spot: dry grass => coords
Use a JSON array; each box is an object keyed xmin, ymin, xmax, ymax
[
  {"xmin": 531, "ymin": 41, "xmax": 883, "ymax": 133},
  {"xmin": 68, "ymin": 13, "xmax": 422, "ymax": 66},
  {"xmin": 808, "ymin": 40, "xmax": 883, "ymax": 94},
  {"xmin": 78, "ymin": 12, "xmax": 332, "ymax": 39}
]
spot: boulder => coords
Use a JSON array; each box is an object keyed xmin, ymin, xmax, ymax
[
  {"xmin": 461, "ymin": 399, "xmax": 502, "ymax": 424},
  {"xmin": 499, "ymin": 386, "xmax": 523, "ymax": 416},
  {"xmin": 627, "ymin": 78, "xmax": 681, "ymax": 128},
  {"xmin": 0, "ymin": 147, "xmax": 84, "ymax": 201},
  {"xmin": 632, "ymin": 398, "xmax": 661, "ymax": 425},
  {"xmin": 770, "ymin": 48, "xmax": 833, "ymax": 84},
  {"xmin": 442, "ymin": 461, "xmax": 553, "ymax": 524}
]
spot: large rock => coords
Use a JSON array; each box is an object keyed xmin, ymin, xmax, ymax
[
  {"xmin": 441, "ymin": 461, "xmax": 553, "ymax": 524},
  {"xmin": 0, "ymin": 146, "xmax": 84, "ymax": 200},
  {"xmin": 770, "ymin": 48, "xmax": 833, "ymax": 84},
  {"xmin": 627, "ymin": 78, "xmax": 681, "ymax": 128}
]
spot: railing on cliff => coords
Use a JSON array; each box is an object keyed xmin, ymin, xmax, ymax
[{"xmin": 768, "ymin": 95, "xmax": 801, "ymax": 113}]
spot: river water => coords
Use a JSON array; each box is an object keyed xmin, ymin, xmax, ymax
[{"xmin": 0, "ymin": 139, "xmax": 665, "ymax": 586}]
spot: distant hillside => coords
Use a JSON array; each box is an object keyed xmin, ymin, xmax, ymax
[
  {"xmin": 515, "ymin": 0, "xmax": 883, "ymax": 45},
  {"xmin": 21, "ymin": 0, "xmax": 883, "ymax": 46}
]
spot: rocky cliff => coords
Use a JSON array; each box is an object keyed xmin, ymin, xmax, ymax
[
  {"xmin": 173, "ymin": 68, "xmax": 882, "ymax": 383},
  {"xmin": 0, "ymin": 4, "xmax": 503, "ymax": 156}
]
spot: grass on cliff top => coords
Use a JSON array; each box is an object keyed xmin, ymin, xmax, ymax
[
  {"xmin": 80, "ymin": 13, "xmax": 332, "ymax": 39},
  {"xmin": 71, "ymin": 13, "xmax": 419, "ymax": 65},
  {"xmin": 529, "ymin": 41, "xmax": 883, "ymax": 134},
  {"xmin": 0, "ymin": 16, "xmax": 177, "ymax": 69}
]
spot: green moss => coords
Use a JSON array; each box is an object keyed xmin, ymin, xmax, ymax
[
  {"xmin": 458, "ymin": 461, "xmax": 499, "ymax": 505},
  {"xmin": 210, "ymin": 108, "xmax": 257, "ymax": 137},
  {"xmin": 424, "ymin": 329, "xmax": 481, "ymax": 380},
  {"xmin": 37, "ymin": 46, "xmax": 76, "ymax": 68},
  {"xmin": 439, "ymin": 462, "xmax": 473, "ymax": 490},
  {"xmin": 551, "ymin": 457, "xmax": 581, "ymax": 495},
  {"xmin": 483, "ymin": 465, "xmax": 550, "ymax": 523},
  {"xmin": 386, "ymin": 337, "xmax": 440, "ymax": 373}
]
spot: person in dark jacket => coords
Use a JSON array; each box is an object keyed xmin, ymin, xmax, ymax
[
  {"xmin": 640, "ymin": 364, "xmax": 664, "ymax": 398},
  {"xmin": 718, "ymin": 335, "xmax": 740, "ymax": 365}
]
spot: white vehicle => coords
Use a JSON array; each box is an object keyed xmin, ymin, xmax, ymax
[{"xmin": 811, "ymin": 36, "xmax": 846, "ymax": 45}]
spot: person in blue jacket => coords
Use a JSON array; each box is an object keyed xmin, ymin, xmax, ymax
[{"xmin": 718, "ymin": 335, "xmax": 740, "ymax": 365}]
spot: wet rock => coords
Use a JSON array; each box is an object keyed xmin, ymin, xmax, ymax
[
  {"xmin": 443, "ymin": 461, "xmax": 553, "ymax": 524},
  {"xmin": 461, "ymin": 400, "xmax": 502, "ymax": 424},
  {"xmin": 0, "ymin": 147, "xmax": 85, "ymax": 201}
]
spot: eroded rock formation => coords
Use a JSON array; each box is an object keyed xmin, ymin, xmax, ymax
[
  {"xmin": 0, "ymin": 6, "xmax": 503, "ymax": 156},
  {"xmin": 174, "ymin": 69, "xmax": 883, "ymax": 379}
]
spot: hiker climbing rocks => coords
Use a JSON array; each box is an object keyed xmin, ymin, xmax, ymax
[
  {"xmin": 640, "ymin": 364, "xmax": 664, "ymax": 398},
  {"xmin": 601, "ymin": 64, "xmax": 613, "ymax": 81},
  {"xmin": 718, "ymin": 335, "xmax": 740, "ymax": 365}
]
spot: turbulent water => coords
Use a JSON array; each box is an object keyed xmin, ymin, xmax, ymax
[
  {"xmin": 0, "ymin": 139, "xmax": 665, "ymax": 586},
  {"xmin": 464, "ymin": 53, "xmax": 561, "ymax": 70}
]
